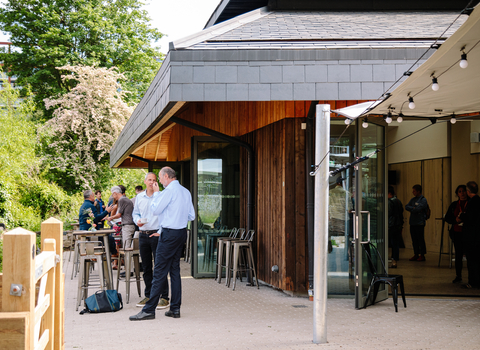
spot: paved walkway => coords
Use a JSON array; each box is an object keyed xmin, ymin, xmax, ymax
[{"xmin": 63, "ymin": 253, "xmax": 480, "ymax": 350}]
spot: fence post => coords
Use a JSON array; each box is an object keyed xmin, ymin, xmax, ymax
[
  {"xmin": 1, "ymin": 228, "xmax": 36, "ymax": 349},
  {"xmin": 41, "ymin": 218, "xmax": 64, "ymax": 350}
]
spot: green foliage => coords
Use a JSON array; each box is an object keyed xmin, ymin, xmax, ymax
[{"xmin": 0, "ymin": 0, "xmax": 163, "ymax": 117}]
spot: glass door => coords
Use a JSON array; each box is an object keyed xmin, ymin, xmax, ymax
[
  {"xmin": 191, "ymin": 136, "xmax": 240, "ymax": 277},
  {"xmin": 354, "ymin": 121, "xmax": 387, "ymax": 309}
]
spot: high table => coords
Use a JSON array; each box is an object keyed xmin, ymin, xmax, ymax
[{"xmin": 72, "ymin": 229, "xmax": 116, "ymax": 289}]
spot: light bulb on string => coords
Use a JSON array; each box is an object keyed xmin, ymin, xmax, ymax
[
  {"xmin": 460, "ymin": 53, "xmax": 468, "ymax": 69},
  {"xmin": 450, "ymin": 115, "xmax": 457, "ymax": 124},
  {"xmin": 385, "ymin": 113, "xmax": 392, "ymax": 124},
  {"xmin": 397, "ymin": 114, "xmax": 404, "ymax": 123},
  {"xmin": 431, "ymin": 77, "xmax": 439, "ymax": 91},
  {"xmin": 408, "ymin": 97, "xmax": 415, "ymax": 109},
  {"xmin": 362, "ymin": 119, "xmax": 369, "ymax": 128},
  {"xmin": 344, "ymin": 118, "xmax": 352, "ymax": 125}
]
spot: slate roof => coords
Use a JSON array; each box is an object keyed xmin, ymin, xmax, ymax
[{"xmin": 174, "ymin": 9, "xmax": 467, "ymax": 50}]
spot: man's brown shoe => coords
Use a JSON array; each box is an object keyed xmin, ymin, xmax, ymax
[{"xmin": 409, "ymin": 255, "xmax": 419, "ymax": 261}]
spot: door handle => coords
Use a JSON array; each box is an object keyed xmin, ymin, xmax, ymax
[{"xmin": 352, "ymin": 211, "xmax": 371, "ymax": 243}]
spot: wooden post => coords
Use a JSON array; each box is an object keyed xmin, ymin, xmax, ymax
[
  {"xmin": 1, "ymin": 228, "xmax": 36, "ymax": 349},
  {"xmin": 42, "ymin": 239, "xmax": 56, "ymax": 350},
  {"xmin": 41, "ymin": 218, "xmax": 64, "ymax": 350}
]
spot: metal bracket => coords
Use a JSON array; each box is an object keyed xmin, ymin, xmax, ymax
[{"xmin": 10, "ymin": 283, "xmax": 23, "ymax": 297}]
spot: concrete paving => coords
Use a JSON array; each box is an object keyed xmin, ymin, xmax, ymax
[{"xmin": 63, "ymin": 253, "xmax": 480, "ymax": 350}]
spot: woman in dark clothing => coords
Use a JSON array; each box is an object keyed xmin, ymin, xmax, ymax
[
  {"xmin": 458, "ymin": 181, "xmax": 480, "ymax": 289},
  {"xmin": 445, "ymin": 185, "xmax": 468, "ymax": 283}
]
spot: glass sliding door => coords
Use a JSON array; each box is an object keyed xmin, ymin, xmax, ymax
[
  {"xmin": 192, "ymin": 136, "xmax": 240, "ymax": 277},
  {"xmin": 354, "ymin": 121, "xmax": 387, "ymax": 309}
]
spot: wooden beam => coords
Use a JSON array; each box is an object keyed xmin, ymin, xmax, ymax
[
  {"xmin": 154, "ymin": 133, "xmax": 163, "ymax": 162},
  {"xmin": 132, "ymin": 123, "xmax": 176, "ymax": 155}
]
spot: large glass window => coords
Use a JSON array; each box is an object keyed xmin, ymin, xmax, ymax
[{"xmin": 193, "ymin": 138, "xmax": 240, "ymax": 277}]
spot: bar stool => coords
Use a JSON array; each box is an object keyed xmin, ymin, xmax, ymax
[
  {"xmin": 76, "ymin": 240, "xmax": 106, "ymax": 311},
  {"xmin": 116, "ymin": 237, "xmax": 141, "ymax": 304},
  {"xmin": 222, "ymin": 229, "xmax": 247, "ymax": 286},
  {"xmin": 228, "ymin": 230, "xmax": 259, "ymax": 291},
  {"xmin": 215, "ymin": 228, "xmax": 239, "ymax": 283}
]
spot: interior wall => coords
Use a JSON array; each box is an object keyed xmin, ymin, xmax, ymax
[
  {"xmin": 388, "ymin": 158, "xmax": 450, "ymax": 254},
  {"xmin": 387, "ymin": 120, "xmax": 450, "ymax": 164}
]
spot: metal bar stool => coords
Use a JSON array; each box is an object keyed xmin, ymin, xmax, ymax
[
  {"xmin": 228, "ymin": 230, "xmax": 259, "ymax": 291},
  {"xmin": 76, "ymin": 240, "xmax": 106, "ymax": 311},
  {"xmin": 215, "ymin": 227, "xmax": 239, "ymax": 283},
  {"xmin": 116, "ymin": 237, "xmax": 141, "ymax": 304}
]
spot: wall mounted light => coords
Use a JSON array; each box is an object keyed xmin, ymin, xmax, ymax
[{"xmin": 408, "ymin": 97, "xmax": 415, "ymax": 109}]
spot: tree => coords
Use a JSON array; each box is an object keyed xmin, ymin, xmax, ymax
[
  {"xmin": 0, "ymin": 0, "xmax": 163, "ymax": 116},
  {"xmin": 41, "ymin": 65, "xmax": 134, "ymax": 190}
]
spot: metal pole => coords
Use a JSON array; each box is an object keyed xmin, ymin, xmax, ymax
[{"xmin": 313, "ymin": 104, "xmax": 330, "ymax": 344}]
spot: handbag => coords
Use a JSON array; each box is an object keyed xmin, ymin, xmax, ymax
[{"xmin": 80, "ymin": 290, "xmax": 123, "ymax": 314}]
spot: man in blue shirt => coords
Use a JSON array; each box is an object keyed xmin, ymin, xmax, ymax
[
  {"xmin": 79, "ymin": 190, "xmax": 114, "ymax": 230},
  {"xmin": 132, "ymin": 172, "xmax": 169, "ymax": 309},
  {"xmin": 405, "ymin": 184, "xmax": 428, "ymax": 262},
  {"xmin": 130, "ymin": 167, "xmax": 195, "ymax": 321},
  {"xmin": 94, "ymin": 190, "xmax": 106, "ymax": 229}
]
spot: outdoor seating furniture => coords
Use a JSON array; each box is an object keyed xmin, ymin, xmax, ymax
[
  {"xmin": 362, "ymin": 242, "xmax": 406, "ymax": 312},
  {"xmin": 215, "ymin": 227, "xmax": 239, "ymax": 283},
  {"xmin": 76, "ymin": 240, "xmax": 107, "ymax": 311},
  {"xmin": 228, "ymin": 229, "xmax": 259, "ymax": 291},
  {"xmin": 116, "ymin": 237, "xmax": 141, "ymax": 304},
  {"xmin": 203, "ymin": 226, "xmax": 228, "ymax": 272}
]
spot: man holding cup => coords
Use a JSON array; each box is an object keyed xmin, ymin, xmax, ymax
[{"xmin": 132, "ymin": 172, "xmax": 169, "ymax": 309}]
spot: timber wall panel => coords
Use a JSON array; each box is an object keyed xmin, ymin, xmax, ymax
[{"xmin": 389, "ymin": 158, "xmax": 451, "ymax": 253}]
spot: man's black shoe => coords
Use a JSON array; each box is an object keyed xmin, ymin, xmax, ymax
[
  {"xmin": 129, "ymin": 311, "xmax": 155, "ymax": 321},
  {"xmin": 165, "ymin": 309, "xmax": 180, "ymax": 318}
]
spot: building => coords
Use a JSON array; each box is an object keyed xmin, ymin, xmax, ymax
[{"xmin": 110, "ymin": 0, "xmax": 480, "ymax": 307}]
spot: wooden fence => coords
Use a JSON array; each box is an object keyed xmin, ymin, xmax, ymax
[{"xmin": 0, "ymin": 218, "xmax": 64, "ymax": 350}]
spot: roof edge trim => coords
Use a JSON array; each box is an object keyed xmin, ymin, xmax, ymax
[{"xmin": 171, "ymin": 6, "xmax": 270, "ymax": 50}]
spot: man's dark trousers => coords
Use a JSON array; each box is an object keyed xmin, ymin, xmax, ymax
[
  {"xmin": 139, "ymin": 231, "xmax": 168, "ymax": 299},
  {"xmin": 410, "ymin": 225, "xmax": 426, "ymax": 255},
  {"xmin": 142, "ymin": 228, "xmax": 187, "ymax": 314}
]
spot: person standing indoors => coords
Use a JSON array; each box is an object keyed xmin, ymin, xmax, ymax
[
  {"xmin": 106, "ymin": 186, "xmax": 136, "ymax": 249},
  {"xmin": 458, "ymin": 181, "xmax": 480, "ymax": 289},
  {"xmin": 445, "ymin": 185, "xmax": 469, "ymax": 284},
  {"xmin": 132, "ymin": 172, "xmax": 169, "ymax": 309},
  {"xmin": 388, "ymin": 186, "xmax": 404, "ymax": 268},
  {"xmin": 405, "ymin": 184, "xmax": 428, "ymax": 262},
  {"xmin": 130, "ymin": 167, "xmax": 195, "ymax": 321}
]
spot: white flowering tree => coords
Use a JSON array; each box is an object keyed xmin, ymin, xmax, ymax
[{"xmin": 42, "ymin": 65, "xmax": 134, "ymax": 189}]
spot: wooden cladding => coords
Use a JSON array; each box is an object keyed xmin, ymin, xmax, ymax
[
  {"xmin": 240, "ymin": 117, "xmax": 308, "ymax": 293},
  {"xmin": 389, "ymin": 158, "xmax": 451, "ymax": 253}
]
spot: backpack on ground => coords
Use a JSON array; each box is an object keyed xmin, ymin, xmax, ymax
[{"xmin": 80, "ymin": 290, "xmax": 123, "ymax": 314}]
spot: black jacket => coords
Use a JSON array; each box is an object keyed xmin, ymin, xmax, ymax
[{"xmin": 459, "ymin": 195, "xmax": 480, "ymax": 240}]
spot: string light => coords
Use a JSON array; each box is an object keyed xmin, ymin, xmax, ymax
[
  {"xmin": 431, "ymin": 77, "xmax": 439, "ymax": 91},
  {"xmin": 460, "ymin": 52, "xmax": 468, "ymax": 68},
  {"xmin": 344, "ymin": 118, "xmax": 352, "ymax": 125},
  {"xmin": 397, "ymin": 114, "xmax": 404, "ymax": 123},
  {"xmin": 385, "ymin": 113, "xmax": 392, "ymax": 124},
  {"xmin": 450, "ymin": 114, "xmax": 457, "ymax": 124},
  {"xmin": 408, "ymin": 97, "xmax": 416, "ymax": 109},
  {"xmin": 362, "ymin": 118, "xmax": 369, "ymax": 128}
]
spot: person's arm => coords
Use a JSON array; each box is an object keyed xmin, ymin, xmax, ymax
[
  {"xmin": 151, "ymin": 189, "xmax": 171, "ymax": 216},
  {"xmin": 444, "ymin": 201, "xmax": 457, "ymax": 225},
  {"xmin": 409, "ymin": 196, "xmax": 427, "ymax": 213},
  {"xmin": 132, "ymin": 198, "xmax": 144, "ymax": 227}
]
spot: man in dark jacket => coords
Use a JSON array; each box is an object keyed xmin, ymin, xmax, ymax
[
  {"xmin": 459, "ymin": 181, "xmax": 480, "ymax": 288},
  {"xmin": 405, "ymin": 184, "xmax": 428, "ymax": 262},
  {"xmin": 79, "ymin": 190, "xmax": 114, "ymax": 230},
  {"xmin": 388, "ymin": 186, "xmax": 403, "ymax": 268}
]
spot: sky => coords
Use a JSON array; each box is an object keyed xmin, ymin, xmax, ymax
[{"xmin": 0, "ymin": 0, "xmax": 222, "ymax": 54}]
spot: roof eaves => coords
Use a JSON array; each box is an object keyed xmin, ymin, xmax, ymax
[{"xmin": 171, "ymin": 6, "xmax": 271, "ymax": 50}]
